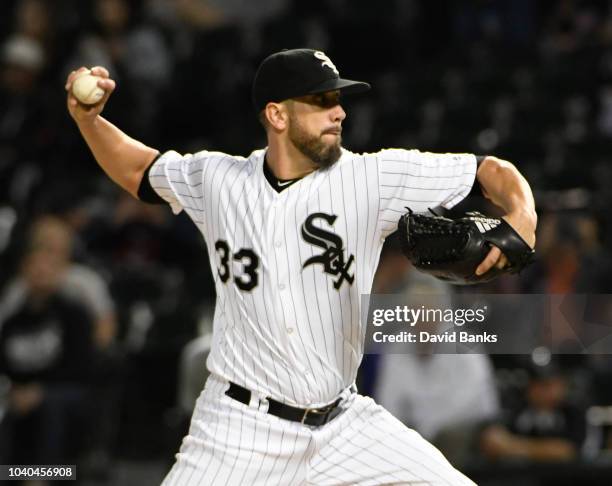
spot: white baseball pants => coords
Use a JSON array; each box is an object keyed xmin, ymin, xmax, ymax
[{"xmin": 161, "ymin": 374, "xmax": 476, "ymax": 485}]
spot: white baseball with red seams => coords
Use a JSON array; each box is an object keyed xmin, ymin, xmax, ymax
[{"xmin": 71, "ymin": 70, "xmax": 105, "ymax": 105}]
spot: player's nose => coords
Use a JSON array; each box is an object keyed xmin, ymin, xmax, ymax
[{"xmin": 331, "ymin": 104, "xmax": 346, "ymax": 123}]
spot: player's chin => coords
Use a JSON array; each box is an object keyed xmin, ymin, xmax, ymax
[
  {"xmin": 316, "ymin": 145, "xmax": 342, "ymax": 169},
  {"xmin": 320, "ymin": 134, "xmax": 342, "ymax": 153}
]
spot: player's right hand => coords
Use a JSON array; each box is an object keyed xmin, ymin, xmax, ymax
[{"xmin": 65, "ymin": 66, "xmax": 116, "ymax": 124}]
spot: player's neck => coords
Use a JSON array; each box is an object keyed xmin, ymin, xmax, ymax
[{"xmin": 266, "ymin": 139, "xmax": 317, "ymax": 180}]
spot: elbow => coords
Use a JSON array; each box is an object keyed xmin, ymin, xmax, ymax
[
  {"xmin": 476, "ymin": 156, "xmax": 507, "ymax": 197},
  {"xmin": 476, "ymin": 155, "xmax": 512, "ymax": 200},
  {"xmin": 478, "ymin": 156, "xmax": 537, "ymax": 220},
  {"xmin": 479, "ymin": 155, "xmax": 515, "ymax": 178}
]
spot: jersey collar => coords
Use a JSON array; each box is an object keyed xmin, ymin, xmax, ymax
[{"xmin": 262, "ymin": 153, "xmax": 303, "ymax": 193}]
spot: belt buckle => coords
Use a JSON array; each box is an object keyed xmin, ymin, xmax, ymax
[
  {"xmin": 300, "ymin": 408, "xmax": 312, "ymax": 425},
  {"xmin": 301, "ymin": 404, "xmax": 333, "ymax": 425}
]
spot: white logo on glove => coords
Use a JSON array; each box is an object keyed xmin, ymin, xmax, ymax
[
  {"xmin": 466, "ymin": 213, "xmax": 502, "ymax": 233},
  {"xmin": 314, "ymin": 51, "xmax": 339, "ymax": 75}
]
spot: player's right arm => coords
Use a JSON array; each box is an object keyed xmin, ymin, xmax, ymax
[{"xmin": 65, "ymin": 66, "xmax": 159, "ymax": 199}]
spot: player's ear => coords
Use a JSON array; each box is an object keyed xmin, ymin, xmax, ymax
[{"xmin": 265, "ymin": 102, "xmax": 288, "ymax": 131}]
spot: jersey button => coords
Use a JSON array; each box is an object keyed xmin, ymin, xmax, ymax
[
  {"xmin": 287, "ymin": 327, "xmax": 294, "ymax": 334},
  {"xmin": 275, "ymin": 241, "xmax": 282, "ymax": 248},
  {"xmin": 279, "ymin": 283, "xmax": 285, "ymax": 290}
]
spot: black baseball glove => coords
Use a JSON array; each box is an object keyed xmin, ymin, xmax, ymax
[{"xmin": 397, "ymin": 209, "xmax": 534, "ymax": 284}]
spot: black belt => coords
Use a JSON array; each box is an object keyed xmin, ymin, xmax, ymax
[{"xmin": 225, "ymin": 382, "xmax": 346, "ymax": 427}]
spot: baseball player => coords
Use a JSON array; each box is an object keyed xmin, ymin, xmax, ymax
[{"xmin": 66, "ymin": 48, "xmax": 536, "ymax": 485}]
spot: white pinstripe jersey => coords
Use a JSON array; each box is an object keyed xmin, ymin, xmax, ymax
[{"xmin": 149, "ymin": 147, "xmax": 476, "ymax": 407}]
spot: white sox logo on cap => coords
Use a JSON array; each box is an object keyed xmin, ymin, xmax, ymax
[{"xmin": 314, "ymin": 51, "xmax": 339, "ymax": 75}]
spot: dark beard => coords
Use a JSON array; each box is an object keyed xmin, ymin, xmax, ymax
[{"xmin": 288, "ymin": 117, "xmax": 342, "ymax": 169}]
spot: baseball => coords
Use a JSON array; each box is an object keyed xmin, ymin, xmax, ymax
[{"xmin": 71, "ymin": 70, "xmax": 105, "ymax": 105}]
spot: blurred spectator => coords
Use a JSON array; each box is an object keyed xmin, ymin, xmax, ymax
[
  {"xmin": 0, "ymin": 221, "xmax": 96, "ymax": 467},
  {"xmin": 450, "ymin": 0, "xmax": 536, "ymax": 46},
  {"xmin": 523, "ymin": 212, "xmax": 612, "ymax": 293},
  {"xmin": 68, "ymin": 0, "xmax": 171, "ymax": 139},
  {"xmin": 541, "ymin": 0, "xmax": 606, "ymax": 55},
  {"xmin": 376, "ymin": 350, "xmax": 500, "ymax": 468},
  {"xmin": 0, "ymin": 215, "xmax": 123, "ymax": 476},
  {"xmin": 161, "ymin": 0, "xmax": 288, "ymax": 30},
  {"xmin": 13, "ymin": 0, "xmax": 56, "ymax": 49},
  {"xmin": 0, "ymin": 34, "xmax": 46, "ymax": 208},
  {"xmin": 0, "ymin": 33, "xmax": 44, "ymax": 94},
  {"xmin": 0, "ymin": 215, "xmax": 118, "ymax": 350},
  {"xmin": 481, "ymin": 362, "xmax": 587, "ymax": 462},
  {"xmin": 75, "ymin": 0, "xmax": 171, "ymax": 87}
]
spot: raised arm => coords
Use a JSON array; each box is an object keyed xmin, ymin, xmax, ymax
[
  {"xmin": 475, "ymin": 156, "xmax": 537, "ymax": 275},
  {"xmin": 65, "ymin": 66, "xmax": 159, "ymax": 198}
]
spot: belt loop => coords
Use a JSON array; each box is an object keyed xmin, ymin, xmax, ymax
[
  {"xmin": 258, "ymin": 396, "xmax": 269, "ymax": 413},
  {"xmin": 248, "ymin": 391, "xmax": 257, "ymax": 408},
  {"xmin": 247, "ymin": 386, "xmax": 268, "ymax": 413}
]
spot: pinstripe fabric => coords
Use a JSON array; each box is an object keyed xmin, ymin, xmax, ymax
[
  {"xmin": 151, "ymin": 147, "xmax": 477, "ymax": 484},
  {"xmin": 162, "ymin": 374, "xmax": 314, "ymax": 486},
  {"xmin": 161, "ymin": 375, "xmax": 476, "ymax": 485},
  {"xmin": 308, "ymin": 394, "xmax": 475, "ymax": 485}
]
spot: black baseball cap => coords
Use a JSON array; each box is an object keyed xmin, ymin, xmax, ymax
[{"xmin": 252, "ymin": 48, "xmax": 371, "ymax": 112}]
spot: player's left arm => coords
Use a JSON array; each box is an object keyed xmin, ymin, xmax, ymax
[{"xmin": 474, "ymin": 156, "xmax": 537, "ymax": 275}]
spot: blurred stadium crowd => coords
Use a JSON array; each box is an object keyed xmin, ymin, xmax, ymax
[{"xmin": 1, "ymin": 0, "xmax": 612, "ymax": 484}]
